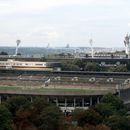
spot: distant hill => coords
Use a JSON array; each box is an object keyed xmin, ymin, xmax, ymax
[{"xmin": 0, "ymin": 46, "xmax": 124, "ymax": 58}]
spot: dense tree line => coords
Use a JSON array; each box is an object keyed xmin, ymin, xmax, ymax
[
  {"xmin": 61, "ymin": 59, "xmax": 129, "ymax": 72},
  {"xmin": 71, "ymin": 93, "xmax": 129, "ymax": 130},
  {"xmin": 0, "ymin": 51, "xmax": 8, "ymax": 55},
  {"xmin": 61, "ymin": 60, "xmax": 101, "ymax": 71},
  {"xmin": 0, "ymin": 97, "xmax": 64, "ymax": 130},
  {"xmin": 0, "ymin": 94, "xmax": 130, "ymax": 130}
]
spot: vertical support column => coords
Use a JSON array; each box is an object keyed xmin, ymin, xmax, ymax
[
  {"xmin": 30, "ymin": 96, "xmax": 33, "ymax": 102},
  {"xmin": 0, "ymin": 96, "xmax": 1, "ymax": 104},
  {"xmin": 97, "ymin": 97, "xmax": 100, "ymax": 104},
  {"xmin": 56, "ymin": 97, "xmax": 59, "ymax": 106},
  {"xmin": 6, "ymin": 95, "xmax": 9, "ymax": 101},
  {"xmin": 64, "ymin": 98, "xmax": 67, "ymax": 116},
  {"xmin": 47, "ymin": 97, "xmax": 50, "ymax": 103},
  {"xmin": 65, "ymin": 98, "xmax": 67, "ymax": 109},
  {"xmin": 90, "ymin": 97, "xmax": 93, "ymax": 106},
  {"xmin": 82, "ymin": 98, "xmax": 84, "ymax": 107},
  {"xmin": 74, "ymin": 97, "xmax": 76, "ymax": 108}
]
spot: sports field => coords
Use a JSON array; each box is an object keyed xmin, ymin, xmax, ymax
[{"xmin": 0, "ymin": 85, "xmax": 115, "ymax": 95}]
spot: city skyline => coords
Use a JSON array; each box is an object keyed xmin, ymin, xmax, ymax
[{"xmin": 0, "ymin": 0, "xmax": 130, "ymax": 47}]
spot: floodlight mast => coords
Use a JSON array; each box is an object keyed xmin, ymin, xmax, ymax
[
  {"xmin": 15, "ymin": 40, "xmax": 21, "ymax": 56},
  {"xmin": 46, "ymin": 43, "xmax": 50, "ymax": 48},
  {"xmin": 124, "ymin": 33, "xmax": 130, "ymax": 58},
  {"xmin": 89, "ymin": 38, "xmax": 94, "ymax": 58}
]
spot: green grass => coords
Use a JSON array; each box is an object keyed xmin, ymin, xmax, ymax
[
  {"xmin": 33, "ymin": 88, "xmax": 95, "ymax": 93},
  {"xmin": 0, "ymin": 85, "xmax": 112, "ymax": 95},
  {"xmin": 0, "ymin": 86, "xmax": 21, "ymax": 91}
]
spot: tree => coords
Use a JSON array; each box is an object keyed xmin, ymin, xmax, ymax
[
  {"xmin": 95, "ymin": 124, "xmax": 110, "ymax": 130},
  {"xmin": 31, "ymin": 98, "xmax": 64, "ymax": 130},
  {"xmin": 61, "ymin": 61, "xmax": 80, "ymax": 71},
  {"xmin": 59, "ymin": 53, "xmax": 65, "ymax": 57},
  {"xmin": 85, "ymin": 54, "xmax": 89, "ymax": 58},
  {"xmin": 84, "ymin": 62, "xmax": 100, "ymax": 71},
  {"xmin": 14, "ymin": 107, "xmax": 33, "ymax": 130},
  {"xmin": 72, "ymin": 109, "xmax": 85, "ymax": 121},
  {"xmin": 36, "ymin": 106, "xmax": 63, "ymax": 130},
  {"xmin": 5, "ymin": 96, "xmax": 31, "ymax": 116},
  {"xmin": 76, "ymin": 109, "xmax": 102, "ymax": 126},
  {"xmin": 108, "ymin": 65, "xmax": 128, "ymax": 72},
  {"xmin": 83, "ymin": 124, "xmax": 110, "ymax": 130},
  {"xmin": 95, "ymin": 103, "xmax": 116, "ymax": 118},
  {"xmin": 0, "ymin": 105, "xmax": 12, "ymax": 130},
  {"xmin": 40, "ymin": 57, "xmax": 47, "ymax": 61},
  {"xmin": 5, "ymin": 96, "xmax": 31, "ymax": 130},
  {"xmin": 126, "ymin": 61, "xmax": 130, "ymax": 71},
  {"xmin": 30, "ymin": 97, "xmax": 50, "ymax": 118},
  {"xmin": 95, "ymin": 93, "xmax": 127, "ymax": 120},
  {"xmin": 17, "ymin": 53, "xmax": 21, "ymax": 56},
  {"xmin": 100, "ymin": 93, "xmax": 126, "ymax": 113},
  {"xmin": 105, "ymin": 115, "xmax": 130, "ymax": 130},
  {"xmin": 0, "ymin": 51, "xmax": 8, "ymax": 55},
  {"xmin": 74, "ymin": 59, "xmax": 85, "ymax": 69}
]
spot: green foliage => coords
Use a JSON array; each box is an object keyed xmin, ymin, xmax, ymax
[
  {"xmin": 95, "ymin": 103, "xmax": 116, "ymax": 118},
  {"xmin": 94, "ymin": 94, "xmax": 129, "ymax": 130},
  {"xmin": 30, "ymin": 97, "xmax": 50, "ymax": 118},
  {"xmin": 126, "ymin": 61, "xmax": 130, "ymax": 71},
  {"xmin": 71, "ymin": 94, "xmax": 128, "ymax": 130},
  {"xmin": 73, "ymin": 59, "xmax": 85, "ymax": 69},
  {"xmin": 31, "ymin": 98, "xmax": 64, "ymax": 130},
  {"xmin": 106, "ymin": 115, "xmax": 130, "ymax": 130},
  {"xmin": 5, "ymin": 96, "xmax": 31, "ymax": 116},
  {"xmin": 40, "ymin": 57, "xmax": 47, "ymax": 61},
  {"xmin": 101, "ymin": 93, "xmax": 126, "ymax": 112},
  {"xmin": 95, "ymin": 93, "xmax": 127, "ymax": 127},
  {"xmin": 0, "ymin": 94, "xmax": 128, "ymax": 130},
  {"xmin": 76, "ymin": 109, "xmax": 102, "ymax": 126},
  {"xmin": 0, "ymin": 51, "xmax": 8, "ymax": 55},
  {"xmin": 84, "ymin": 62, "xmax": 100, "ymax": 71},
  {"xmin": 61, "ymin": 61, "xmax": 80, "ymax": 71},
  {"xmin": 61, "ymin": 60, "xmax": 101, "ymax": 71},
  {"xmin": 35, "ymin": 106, "xmax": 63, "ymax": 130},
  {"xmin": 4, "ymin": 96, "xmax": 32, "ymax": 130},
  {"xmin": 72, "ymin": 109, "xmax": 85, "ymax": 121},
  {"xmin": 17, "ymin": 53, "xmax": 21, "ymax": 56},
  {"xmin": 108, "ymin": 65, "xmax": 128, "ymax": 72},
  {"xmin": 4, "ymin": 96, "xmax": 65, "ymax": 130},
  {"xmin": 0, "ymin": 105, "xmax": 12, "ymax": 130}
]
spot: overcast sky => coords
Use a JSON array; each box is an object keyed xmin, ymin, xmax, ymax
[{"xmin": 0, "ymin": 0, "xmax": 130, "ymax": 47}]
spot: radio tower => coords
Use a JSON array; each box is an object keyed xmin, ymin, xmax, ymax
[
  {"xmin": 15, "ymin": 40, "xmax": 21, "ymax": 56},
  {"xmin": 124, "ymin": 33, "xmax": 130, "ymax": 58}
]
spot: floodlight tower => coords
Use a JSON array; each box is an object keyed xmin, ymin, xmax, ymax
[
  {"xmin": 124, "ymin": 33, "xmax": 130, "ymax": 58},
  {"xmin": 15, "ymin": 40, "xmax": 21, "ymax": 56},
  {"xmin": 89, "ymin": 38, "xmax": 94, "ymax": 58},
  {"xmin": 46, "ymin": 43, "xmax": 50, "ymax": 48}
]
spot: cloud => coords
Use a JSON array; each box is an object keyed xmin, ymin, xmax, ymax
[
  {"xmin": 0, "ymin": 0, "xmax": 129, "ymax": 47},
  {"xmin": 128, "ymin": 23, "xmax": 130, "ymax": 27},
  {"xmin": 0, "ymin": 0, "xmax": 91, "ymax": 15},
  {"xmin": 0, "ymin": 0, "xmax": 125, "ymax": 15}
]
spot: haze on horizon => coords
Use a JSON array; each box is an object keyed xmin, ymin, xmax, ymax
[{"xmin": 0, "ymin": 0, "xmax": 130, "ymax": 48}]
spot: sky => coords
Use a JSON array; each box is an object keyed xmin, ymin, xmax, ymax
[{"xmin": 0, "ymin": 0, "xmax": 130, "ymax": 47}]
